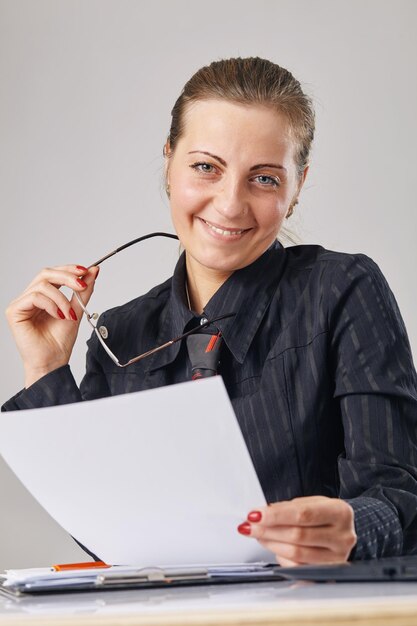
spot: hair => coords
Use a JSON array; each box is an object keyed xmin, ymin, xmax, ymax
[{"xmin": 167, "ymin": 57, "xmax": 315, "ymax": 178}]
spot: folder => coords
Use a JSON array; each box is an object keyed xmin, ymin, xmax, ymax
[{"xmin": 0, "ymin": 563, "xmax": 284, "ymax": 597}]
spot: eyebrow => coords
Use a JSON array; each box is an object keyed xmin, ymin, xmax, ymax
[{"xmin": 188, "ymin": 151, "xmax": 287, "ymax": 172}]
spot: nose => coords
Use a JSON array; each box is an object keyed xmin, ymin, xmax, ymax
[{"xmin": 213, "ymin": 176, "xmax": 248, "ymax": 220}]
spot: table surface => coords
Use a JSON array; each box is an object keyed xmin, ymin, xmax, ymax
[{"xmin": 1, "ymin": 579, "xmax": 417, "ymax": 626}]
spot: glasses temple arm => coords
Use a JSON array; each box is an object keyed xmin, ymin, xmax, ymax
[{"xmin": 88, "ymin": 232, "xmax": 179, "ymax": 268}]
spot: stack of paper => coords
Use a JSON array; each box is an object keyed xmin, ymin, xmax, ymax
[{"xmin": 1, "ymin": 563, "xmax": 282, "ymax": 595}]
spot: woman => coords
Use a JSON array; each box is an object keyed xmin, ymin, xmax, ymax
[{"xmin": 3, "ymin": 58, "xmax": 417, "ymax": 566}]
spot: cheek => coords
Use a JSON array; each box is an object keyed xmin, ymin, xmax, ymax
[
  {"xmin": 171, "ymin": 178, "xmax": 208, "ymax": 218},
  {"xmin": 257, "ymin": 201, "xmax": 287, "ymax": 230},
  {"xmin": 170, "ymin": 190, "xmax": 198, "ymax": 234}
]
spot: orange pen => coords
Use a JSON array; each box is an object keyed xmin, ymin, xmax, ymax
[{"xmin": 53, "ymin": 561, "xmax": 109, "ymax": 571}]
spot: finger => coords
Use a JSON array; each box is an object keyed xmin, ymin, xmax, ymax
[
  {"xmin": 257, "ymin": 538, "xmax": 345, "ymax": 565},
  {"xmin": 251, "ymin": 496, "xmax": 351, "ymax": 528},
  {"xmin": 25, "ymin": 266, "xmax": 95, "ymax": 294},
  {"xmin": 69, "ymin": 266, "xmax": 99, "ymax": 317},
  {"xmin": 18, "ymin": 281, "xmax": 82, "ymax": 322},
  {"xmin": 275, "ymin": 556, "xmax": 299, "ymax": 567},
  {"xmin": 42, "ymin": 264, "xmax": 90, "ymax": 274},
  {"xmin": 10, "ymin": 290, "xmax": 75, "ymax": 323},
  {"xmin": 53, "ymin": 264, "xmax": 96, "ymax": 279},
  {"xmin": 248, "ymin": 523, "xmax": 334, "ymax": 549}
]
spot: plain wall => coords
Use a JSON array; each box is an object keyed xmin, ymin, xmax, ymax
[{"xmin": 0, "ymin": 0, "xmax": 416, "ymax": 569}]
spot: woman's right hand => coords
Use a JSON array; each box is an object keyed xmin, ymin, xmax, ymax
[{"xmin": 5, "ymin": 264, "xmax": 100, "ymax": 388}]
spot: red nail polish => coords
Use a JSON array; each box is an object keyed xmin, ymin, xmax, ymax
[
  {"xmin": 247, "ymin": 510, "xmax": 262, "ymax": 523},
  {"xmin": 95, "ymin": 266, "xmax": 100, "ymax": 277},
  {"xmin": 237, "ymin": 522, "xmax": 251, "ymax": 536},
  {"xmin": 76, "ymin": 278, "xmax": 88, "ymax": 288},
  {"xmin": 57, "ymin": 308, "xmax": 65, "ymax": 319},
  {"xmin": 76, "ymin": 265, "xmax": 88, "ymax": 273},
  {"xmin": 69, "ymin": 308, "xmax": 78, "ymax": 321}
]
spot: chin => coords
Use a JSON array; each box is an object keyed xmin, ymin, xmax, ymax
[{"xmin": 191, "ymin": 251, "xmax": 254, "ymax": 274}]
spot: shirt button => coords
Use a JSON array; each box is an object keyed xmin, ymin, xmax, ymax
[{"xmin": 200, "ymin": 317, "xmax": 208, "ymax": 326}]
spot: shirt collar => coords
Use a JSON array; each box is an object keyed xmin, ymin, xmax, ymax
[
  {"xmin": 145, "ymin": 240, "xmax": 286, "ymax": 372},
  {"xmin": 203, "ymin": 240, "xmax": 286, "ymax": 363},
  {"xmin": 145, "ymin": 254, "xmax": 193, "ymax": 373}
]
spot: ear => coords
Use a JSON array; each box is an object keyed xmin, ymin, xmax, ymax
[
  {"xmin": 293, "ymin": 164, "xmax": 309, "ymax": 203},
  {"xmin": 163, "ymin": 139, "xmax": 171, "ymax": 184},
  {"xmin": 286, "ymin": 166, "xmax": 309, "ymax": 218},
  {"xmin": 298, "ymin": 165, "xmax": 309, "ymax": 193},
  {"xmin": 163, "ymin": 138, "xmax": 171, "ymax": 157}
]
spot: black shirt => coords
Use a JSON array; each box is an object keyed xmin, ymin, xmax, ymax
[{"xmin": 4, "ymin": 242, "xmax": 417, "ymax": 559}]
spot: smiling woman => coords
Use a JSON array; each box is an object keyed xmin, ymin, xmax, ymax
[{"xmin": 3, "ymin": 57, "xmax": 417, "ymax": 568}]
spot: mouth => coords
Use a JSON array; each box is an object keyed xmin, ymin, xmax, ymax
[{"xmin": 199, "ymin": 218, "xmax": 252, "ymax": 238}]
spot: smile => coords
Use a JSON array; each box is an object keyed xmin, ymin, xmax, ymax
[{"xmin": 199, "ymin": 218, "xmax": 251, "ymax": 237}]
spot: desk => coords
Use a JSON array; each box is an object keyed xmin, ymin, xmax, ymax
[{"xmin": 0, "ymin": 580, "xmax": 417, "ymax": 626}]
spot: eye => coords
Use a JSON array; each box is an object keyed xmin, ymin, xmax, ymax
[
  {"xmin": 253, "ymin": 174, "xmax": 281, "ymax": 187},
  {"xmin": 190, "ymin": 162, "xmax": 217, "ymax": 174}
]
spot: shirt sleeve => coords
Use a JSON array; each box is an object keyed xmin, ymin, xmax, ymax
[
  {"xmin": 328, "ymin": 253, "xmax": 417, "ymax": 557},
  {"xmin": 347, "ymin": 496, "xmax": 403, "ymax": 559},
  {"xmin": 1, "ymin": 365, "xmax": 81, "ymax": 411},
  {"xmin": 1, "ymin": 330, "xmax": 110, "ymax": 411}
]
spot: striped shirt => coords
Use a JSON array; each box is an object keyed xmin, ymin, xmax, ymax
[{"xmin": 3, "ymin": 242, "xmax": 417, "ymax": 559}]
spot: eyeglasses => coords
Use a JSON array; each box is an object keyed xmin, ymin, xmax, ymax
[{"xmin": 73, "ymin": 232, "xmax": 235, "ymax": 367}]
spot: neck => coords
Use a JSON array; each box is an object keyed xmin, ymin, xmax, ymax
[{"xmin": 185, "ymin": 257, "xmax": 232, "ymax": 314}]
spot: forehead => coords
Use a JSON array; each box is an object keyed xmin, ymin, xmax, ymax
[{"xmin": 179, "ymin": 99, "xmax": 294, "ymax": 155}]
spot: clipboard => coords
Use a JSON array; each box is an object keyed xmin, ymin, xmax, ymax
[
  {"xmin": 277, "ymin": 556, "xmax": 417, "ymax": 582},
  {"xmin": 0, "ymin": 563, "xmax": 284, "ymax": 597}
]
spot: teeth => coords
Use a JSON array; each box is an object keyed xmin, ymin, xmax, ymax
[{"xmin": 203, "ymin": 220, "xmax": 245, "ymax": 236}]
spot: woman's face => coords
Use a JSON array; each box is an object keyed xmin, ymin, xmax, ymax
[{"xmin": 166, "ymin": 99, "xmax": 306, "ymax": 279}]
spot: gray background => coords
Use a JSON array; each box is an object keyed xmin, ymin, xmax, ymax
[{"xmin": 0, "ymin": 0, "xmax": 416, "ymax": 569}]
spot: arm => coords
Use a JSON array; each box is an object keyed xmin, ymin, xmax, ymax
[
  {"xmin": 1, "ymin": 365, "xmax": 82, "ymax": 410},
  {"xmin": 238, "ymin": 253, "xmax": 417, "ymax": 563},
  {"xmin": 1, "ymin": 335, "xmax": 111, "ymax": 411},
  {"xmin": 329, "ymin": 254, "xmax": 417, "ymax": 557},
  {"xmin": 2, "ymin": 264, "xmax": 103, "ymax": 411}
]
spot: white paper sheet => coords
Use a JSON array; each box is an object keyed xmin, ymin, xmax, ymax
[{"xmin": 0, "ymin": 377, "xmax": 272, "ymax": 566}]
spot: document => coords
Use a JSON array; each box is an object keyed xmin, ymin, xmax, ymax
[{"xmin": 0, "ymin": 377, "xmax": 272, "ymax": 567}]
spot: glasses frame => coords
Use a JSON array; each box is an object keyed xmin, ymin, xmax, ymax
[{"xmin": 73, "ymin": 232, "xmax": 235, "ymax": 368}]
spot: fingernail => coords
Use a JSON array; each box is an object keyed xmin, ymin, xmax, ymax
[
  {"xmin": 237, "ymin": 522, "xmax": 251, "ymax": 536},
  {"xmin": 57, "ymin": 308, "xmax": 65, "ymax": 319},
  {"xmin": 76, "ymin": 278, "xmax": 88, "ymax": 288},
  {"xmin": 69, "ymin": 308, "xmax": 78, "ymax": 321},
  {"xmin": 247, "ymin": 510, "xmax": 262, "ymax": 523},
  {"xmin": 76, "ymin": 265, "xmax": 88, "ymax": 273}
]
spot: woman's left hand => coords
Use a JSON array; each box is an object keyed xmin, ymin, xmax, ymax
[{"xmin": 237, "ymin": 495, "xmax": 357, "ymax": 566}]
